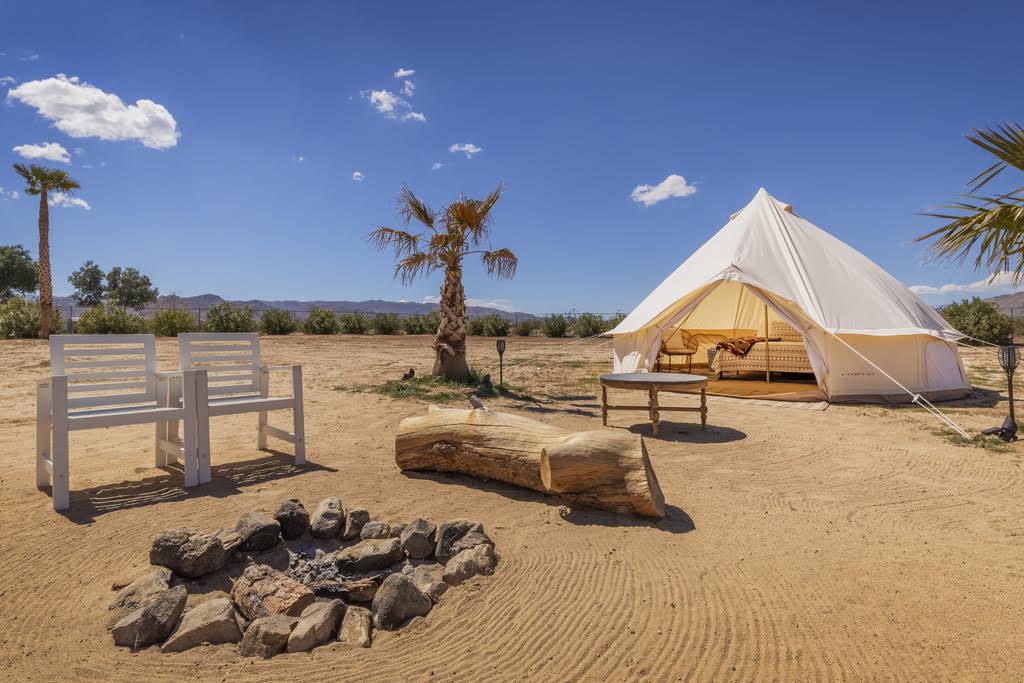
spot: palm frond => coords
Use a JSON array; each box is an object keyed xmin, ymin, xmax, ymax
[
  {"xmin": 480, "ymin": 247, "xmax": 518, "ymax": 280},
  {"xmin": 966, "ymin": 123, "xmax": 1024, "ymax": 193},
  {"xmin": 919, "ymin": 193, "xmax": 1024, "ymax": 281},
  {"xmin": 444, "ymin": 183, "xmax": 504, "ymax": 245},
  {"xmin": 398, "ymin": 185, "xmax": 436, "ymax": 230},
  {"xmin": 367, "ymin": 226, "xmax": 423, "ymax": 258},
  {"xmin": 395, "ymin": 251, "xmax": 439, "ymax": 285}
]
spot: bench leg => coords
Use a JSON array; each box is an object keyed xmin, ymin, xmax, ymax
[
  {"xmin": 155, "ymin": 378, "xmax": 168, "ymax": 467},
  {"xmin": 292, "ymin": 366, "xmax": 306, "ymax": 465},
  {"xmin": 182, "ymin": 370, "xmax": 201, "ymax": 487},
  {"xmin": 257, "ymin": 367, "xmax": 269, "ymax": 450},
  {"xmin": 51, "ymin": 377, "xmax": 70, "ymax": 511},
  {"xmin": 36, "ymin": 381, "xmax": 52, "ymax": 489},
  {"xmin": 196, "ymin": 371, "xmax": 212, "ymax": 484}
]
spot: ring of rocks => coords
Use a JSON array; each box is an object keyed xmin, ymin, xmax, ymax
[{"xmin": 106, "ymin": 497, "xmax": 498, "ymax": 657}]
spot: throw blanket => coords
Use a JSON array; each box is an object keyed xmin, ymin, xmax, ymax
[{"xmin": 716, "ymin": 336, "xmax": 781, "ymax": 357}]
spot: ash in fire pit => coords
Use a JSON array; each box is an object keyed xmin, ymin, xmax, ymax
[{"xmin": 107, "ymin": 498, "xmax": 498, "ymax": 658}]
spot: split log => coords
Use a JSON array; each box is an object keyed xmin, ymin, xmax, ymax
[{"xmin": 395, "ymin": 406, "xmax": 664, "ymax": 518}]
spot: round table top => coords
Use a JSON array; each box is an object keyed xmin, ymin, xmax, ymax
[{"xmin": 600, "ymin": 372, "xmax": 708, "ymax": 389}]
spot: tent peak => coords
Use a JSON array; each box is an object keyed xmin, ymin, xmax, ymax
[{"xmin": 729, "ymin": 188, "xmax": 794, "ymax": 221}]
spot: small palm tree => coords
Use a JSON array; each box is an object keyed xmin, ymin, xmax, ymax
[
  {"xmin": 370, "ymin": 184, "xmax": 518, "ymax": 380},
  {"xmin": 13, "ymin": 164, "xmax": 81, "ymax": 338},
  {"xmin": 917, "ymin": 123, "xmax": 1024, "ymax": 279}
]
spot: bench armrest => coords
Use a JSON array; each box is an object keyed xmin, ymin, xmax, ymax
[{"xmin": 261, "ymin": 364, "xmax": 299, "ymax": 372}]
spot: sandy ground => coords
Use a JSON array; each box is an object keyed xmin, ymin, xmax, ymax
[{"xmin": 1, "ymin": 335, "xmax": 1023, "ymax": 681}]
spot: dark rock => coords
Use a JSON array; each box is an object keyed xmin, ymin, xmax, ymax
[
  {"xmin": 230, "ymin": 564, "xmax": 316, "ymax": 621},
  {"xmin": 236, "ymin": 511, "xmax": 281, "ymax": 552},
  {"xmin": 239, "ymin": 614, "xmax": 299, "ymax": 658},
  {"xmin": 371, "ymin": 573, "xmax": 432, "ymax": 631},
  {"xmin": 359, "ymin": 521, "xmax": 391, "ymax": 540},
  {"xmin": 310, "ymin": 497, "xmax": 344, "ymax": 538},
  {"xmin": 111, "ymin": 585, "xmax": 187, "ymax": 650},
  {"xmin": 150, "ymin": 528, "xmax": 227, "ymax": 578},
  {"xmin": 341, "ymin": 508, "xmax": 370, "ymax": 540},
  {"xmin": 400, "ymin": 518, "xmax": 437, "ymax": 559},
  {"xmin": 435, "ymin": 519, "xmax": 493, "ymax": 563},
  {"xmin": 442, "ymin": 544, "xmax": 498, "ymax": 586},
  {"xmin": 339, "ymin": 606, "xmax": 372, "ymax": 647},
  {"xmin": 336, "ymin": 538, "xmax": 404, "ymax": 573},
  {"xmin": 274, "ymin": 499, "xmax": 310, "ymax": 540},
  {"xmin": 286, "ymin": 599, "xmax": 345, "ymax": 652},
  {"xmin": 161, "ymin": 597, "xmax": 243, "ymax": 652}
]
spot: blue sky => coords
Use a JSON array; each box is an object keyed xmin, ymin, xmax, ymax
[{"xmin": 1, "ymin": 1, "xmax": 1023, "ymax": 314}]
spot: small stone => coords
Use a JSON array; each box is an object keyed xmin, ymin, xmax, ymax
[
  {"xmin": 341, "ymin": 508, "xmax": 370, "ymax": 540},
  {"xmin": 150, "ymin": 528, "xmax": 227, "ymax": 578},
  {"xmin": 335, "ymin": 538, "xmax": 404, "ymax": 573},
  {"xmin": 360, "ymin": 521, "xmax": 391, "ymax": 540},
  {"xmin": 230, "ymin": 564, "xmax": 316, "ymax": 621},
  {"xmin": 400, "ymin": 518, "xmax": 437, "ymax": 559},
  {"xmin": 213, "ymin": 528, "xmax": 242, "ymax": 553},
  {"xmin": 339, "ymin": 577, "xmax": 379, "ymax": 603},
  {"xmin": 286, "ymin": 599, "xmax": 345, "ymax": 652},
  {"xmin": 239, "ymin": 614, "xmax": 299, "ymax": 658},
  {"xmin": 435, "ymin": 520, "xmax": 493, "ymax": 563},
  {"xmin": 161, "ymin": 597, "xmax": 243, "ymax": 652},
  {"xmin": 108, "ymin": 567, "xmax": 172, "ymax": 611},
  {"xmin": 111, "ymin": 585, "xmax": 187, "ymax": 650},
  {"xmin": 404, "ymin": 563, "xmax": 449, "ymax": 603},
  {"xmin": 442, "ymin": 544, "xmax": 498, "ymax": 586},
  {"xmin": 274, "ymin": 499, "xmax": 310, "ymax": 540},
  {"xmin": 338, "ymin": 606, "xmax": 372, "ymax": 648},
  {"xmin": 371, "ymin": 573, "xmax": 432, "ymax": 631},
  {"xmin": 310, "ymin": 497, "xmax": 344, "ymax": 538},
  {"xmin": 236, "ymin": 511, "xmax": 281, "ymax": 552}
]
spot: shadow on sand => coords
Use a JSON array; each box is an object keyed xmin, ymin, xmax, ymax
[
  {"xmin": 621, "ymin": 420, "xmax": 747, "ymax": 444},
  {"xmin": 402, "ymin": 470, "xmax": 695, "ymax": 535},
  {"xmin": 60, "ymin": 450, "xmax": 337, "ymax": 525}
]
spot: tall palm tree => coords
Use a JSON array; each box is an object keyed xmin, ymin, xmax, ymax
[
  {"xmin": 370, "ymin": 184, "xmax": 518, "ymax": 380},
  {"xmin": 13, "ymin": 164, "xmax": 81, "ymax": 338},
  {"xmin": 917, "ymin": 123, "xmax": 1024, "ymax": 280}
]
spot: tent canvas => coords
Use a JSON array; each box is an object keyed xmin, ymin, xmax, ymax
[{"xmin": 608, "ymin": 188, "xmax": 970, "ymax": 403}]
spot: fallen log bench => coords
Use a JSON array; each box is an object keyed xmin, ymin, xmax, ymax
[{"xmin": 395, "ymin": 405, "xmax": 665, "ymax": 518}]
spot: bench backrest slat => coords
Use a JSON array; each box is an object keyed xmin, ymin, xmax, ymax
[
  {"xmin": 50, "ymin": 335, "xmax": 158, "ymax": 410},
  {"xmin": 178, "ymin": 333, "xmax": 260, "ymax": 396}
]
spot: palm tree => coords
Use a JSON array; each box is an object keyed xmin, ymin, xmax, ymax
[
  {"xmin": 13, "ymin": 164, "xmax": 81, "ymax": 338},
  {"xmin": 917, "ymin": 123, "xmax": 1024, "ymax": 280},
  {"xmin": 369, "ymin": 184, "xmax": 518, "ymax": 380}
]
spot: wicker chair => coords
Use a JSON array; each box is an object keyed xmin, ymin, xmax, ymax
[{"xmin": 656, "ymin": 329, "xmax": 698, "ymax": 373}]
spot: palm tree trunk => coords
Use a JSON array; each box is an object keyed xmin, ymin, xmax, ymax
[
  {"xmin": 432, "ymin": 265, "xmax": 469, "ymax": 380},
  {"xmin": 38, "ymin": 190, "xmax": 53, "ymax": 339}
]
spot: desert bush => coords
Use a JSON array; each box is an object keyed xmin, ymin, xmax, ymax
[
  {"xmin": 373, "ymin": 312, "xmax": 402, "ymax": 335},
  {"xmin": 606, "ymin": 313, "xmax": 626, "ymax": 330},
  {"xmin": 0, "ymin": 297, "xmax": 42, "ymax": 338},
  {"xmin": 542, "ymin": 314, "xmax": 568, "ymax": 338},
  {"xmin": 483, "ymin": 315, "xmax": 511, "ymax": 336},
  {"xmin": 204, "ymin": 302, "xmax": 256, "ymax": 333},
  {"xmin": 259, "ymin": 308, "xmax": 297, "ymax": 335},
  {"xmin": 403, "ymin": 312, "xmax": 440, "ymax": 335},
  {"xmin": 941, "ymin": 297, "xmax": 1013, "ymax": 345},
  {"xmin": 149, "ymin": 309, "xmax": 199, "ymax": 337},
  {"xmin": 572, "ymin": 312, "xmax": 608, "ymax": 338},
  {"xmin": 514, "ymin": 319, "xmax": 538, "ymax": 336},
  {"xmin": 303, "ymin": 307, "xmax": 340, "ymax": 335},
  {"xmin": 339, "ymin": 311, "xmax": 370, "ymax": 334},
  {"xmin": 76, "ymin": 304, "xmax": 147, "ymax": 334},
  {"xmin": 467, "ymin": 317, "xmax": 486, "ymax": 335}
]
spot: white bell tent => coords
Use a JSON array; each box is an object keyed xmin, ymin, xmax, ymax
[{"xmin": 608, "ymin": 188, "xmax": 970, "ymax": 403}]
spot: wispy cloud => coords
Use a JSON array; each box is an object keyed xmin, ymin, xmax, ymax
[
  {"xmin": 393, "ymin": 67, "xmax": 415, "ymax": 79},
  {"xmin": 0, "ymin": 186, "xmax": 19, "ymax": 201},
  {"xmin": 12, "ymin": 142, "xmax": 71, "ymax": 163},
  {"xmin": 73, "ymin": 146, "xmax": 84, "ymax": 156},
  {"xmin": 49, "ymin": 192, "xmax": 90, "ymax": 210},
  {"xmin": 352, "ymin": 171, "xmax": 365, "ymax": 182},
  {"xmin": 402, "ymin": 111, "xmax": 426, "ymax": 122},
  {"xmin": 366, "ymin": 89, "xmax": 401, "ymax": 114},
  {"xmin": 630, "ymin": 174, "xmax": 697, "ymax": 206},
  {"xmin": 431, "ymin": 162, "xmax": 443, "ymax": 171},
  {"xmin": 7, "ymin": 74, "xmax": 179, "ymax": 149},
  {"xmin": 401, "ymin": 80, "xmax": 415, "ymax": 97},
  {"xmin": 293, "ymin": 154, "xmax": 305, "ymax": 163},
  {"xmin": 361, "ymin": 68, "xmax": 426, "ymax": 123},
  {"xmin": 909, "ymin": 272, "xmax": 1020, "ymax": 297},
  {"xmin": 449, "ymin": 143, "xmax": 482, "ymax": 158},
  {"xmin": 0, "ymin": 76, "xmax": 15, "ymax": 86},
  {"xmin": 422, "ymin": 295, "xmax": 513, "ymax": 312}
]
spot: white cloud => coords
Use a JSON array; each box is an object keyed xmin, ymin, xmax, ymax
[
  {"xmin": 7, "ymin": 74, "xmax": 179, "ymax": 149},
  {"xmin": 352, "ymin": 171, "xmax": 365, "ymax": 182},
  {"xmin": 363, "ymin": 71, "xmax": 426, "ymax": 122},
  {"xmin": 81, "ymin": 163, "xmax": 93, "ymax": 169},
  {"xmin": 73, "ymin": 146, "xmax": 84, "ymax": 156},
  {"xmin": 0, "ymin": 187, "xmax": 19, "ymax": 200},
  {"xmin": 12, "ymin": 142, "xmax": 71, "ymax": 163},
  {"xmin": 422, "ymin": 295, "xmax": 513, "ymax": 312},
  {"xmin": 630, "ymin": 174, "xmax": 697, "ymax": 206},
  {"xmin": 402, "ymin": 79, "xmax": 415, "ymax": 97},
  {"xmin": 449, "ymin": 143, "xmax": 482, "ymax": 158},
  {"xmin": 0, "ymin": 76, "xmax": 15, "ymax": 86},
  {"xmin": 402, "ymin": 111, "xmax": 426, "ymax": 122},
  {"xmin": 394, "ymin": 68, "xmax": 415, "ymax": 79},
  {"xmin": 909, "ymin": 272, "xmax": 1020, "ymax": 297},
  {"xmin": 431, "ymin": 162, "xmax": 443, "ymax": 171},
  {"xmin": 294, "ymin": 154, "xmax": 305, "ymax": 163},
  {"xmin": 49, "ymin": 192, "xmax": 90, "ymax": 210},
  {"xmin": 366, "ymin": 89, "xmax": 401, "ymax": 114}
]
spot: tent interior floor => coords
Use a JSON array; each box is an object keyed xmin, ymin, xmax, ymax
[{"xmin": 660, "ymin": 363, "xmax": 824, "ymax": 402}]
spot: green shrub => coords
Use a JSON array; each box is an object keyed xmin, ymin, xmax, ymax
[
  {"xmin": 941, "ymin": 297, "xmax": 1013, "ymax": 345},
  {"xmin": 259, "ymin": 308, "xmax": 297, "ymax": 335},
  {"xmin": 483, "ymin": 315, "xmax": 511, "ymax": 336},
  {"xmin": 467, "ymin": 317, "xmax": 486, "ymax": 335},
  {"xmin": 572, "ymin": 312, "xmax": 608, "ymax": 338},
  {"xmin": 303, "ymin": 307, "xmax": 340, "ymax": 335},
  {"xmin": 204, "ymin": 302, "xmax": 256, "ymax": 333},
  {"xmin": 339, "ymin": 311, "xmax": 369, "ymax": 334},
  {"xmin": 76, "ymin": 304, "xmax": 147, "ymax": 334},
  {"xmin": 0, "ymin": 297, "xmax": 43, "ymax": 338},
  {"xmin": 606, "ymin": 313, "xmax": 626, "ymax": 330},
  {"xmin": 373, "ymin": 312, "xmax": 402, "ymax": 335},
  {"xmin": 403, "ymin": 312, "xmax": 440, "ymax": 335},
  {"xmin": 149, "ymin": 309, "xmax": 199, "ymax": 337},
  {"xmin": 542, "ymin": 314, "xmax": 568, "ymax": 338},
  {"xmin": 514, "ymin": 319, "xmax": 538, "ymax": 336}
]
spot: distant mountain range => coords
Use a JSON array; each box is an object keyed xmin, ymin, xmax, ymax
[
  {"xmin": 985, "ymin": 292, "xmax": 1024, "ymax": 314},
  {"xmin": 52, "ymin": 293, "xmax": 537, "ymax": 319}
]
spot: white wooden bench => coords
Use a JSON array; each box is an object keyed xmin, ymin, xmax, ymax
[
  {"xmin": 178, "ymin": 333, "xmax": 305, "ymax": 484},
  {"xmin": 37, "ymin": 335, "xmax": 202, "ymax": 511}
]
